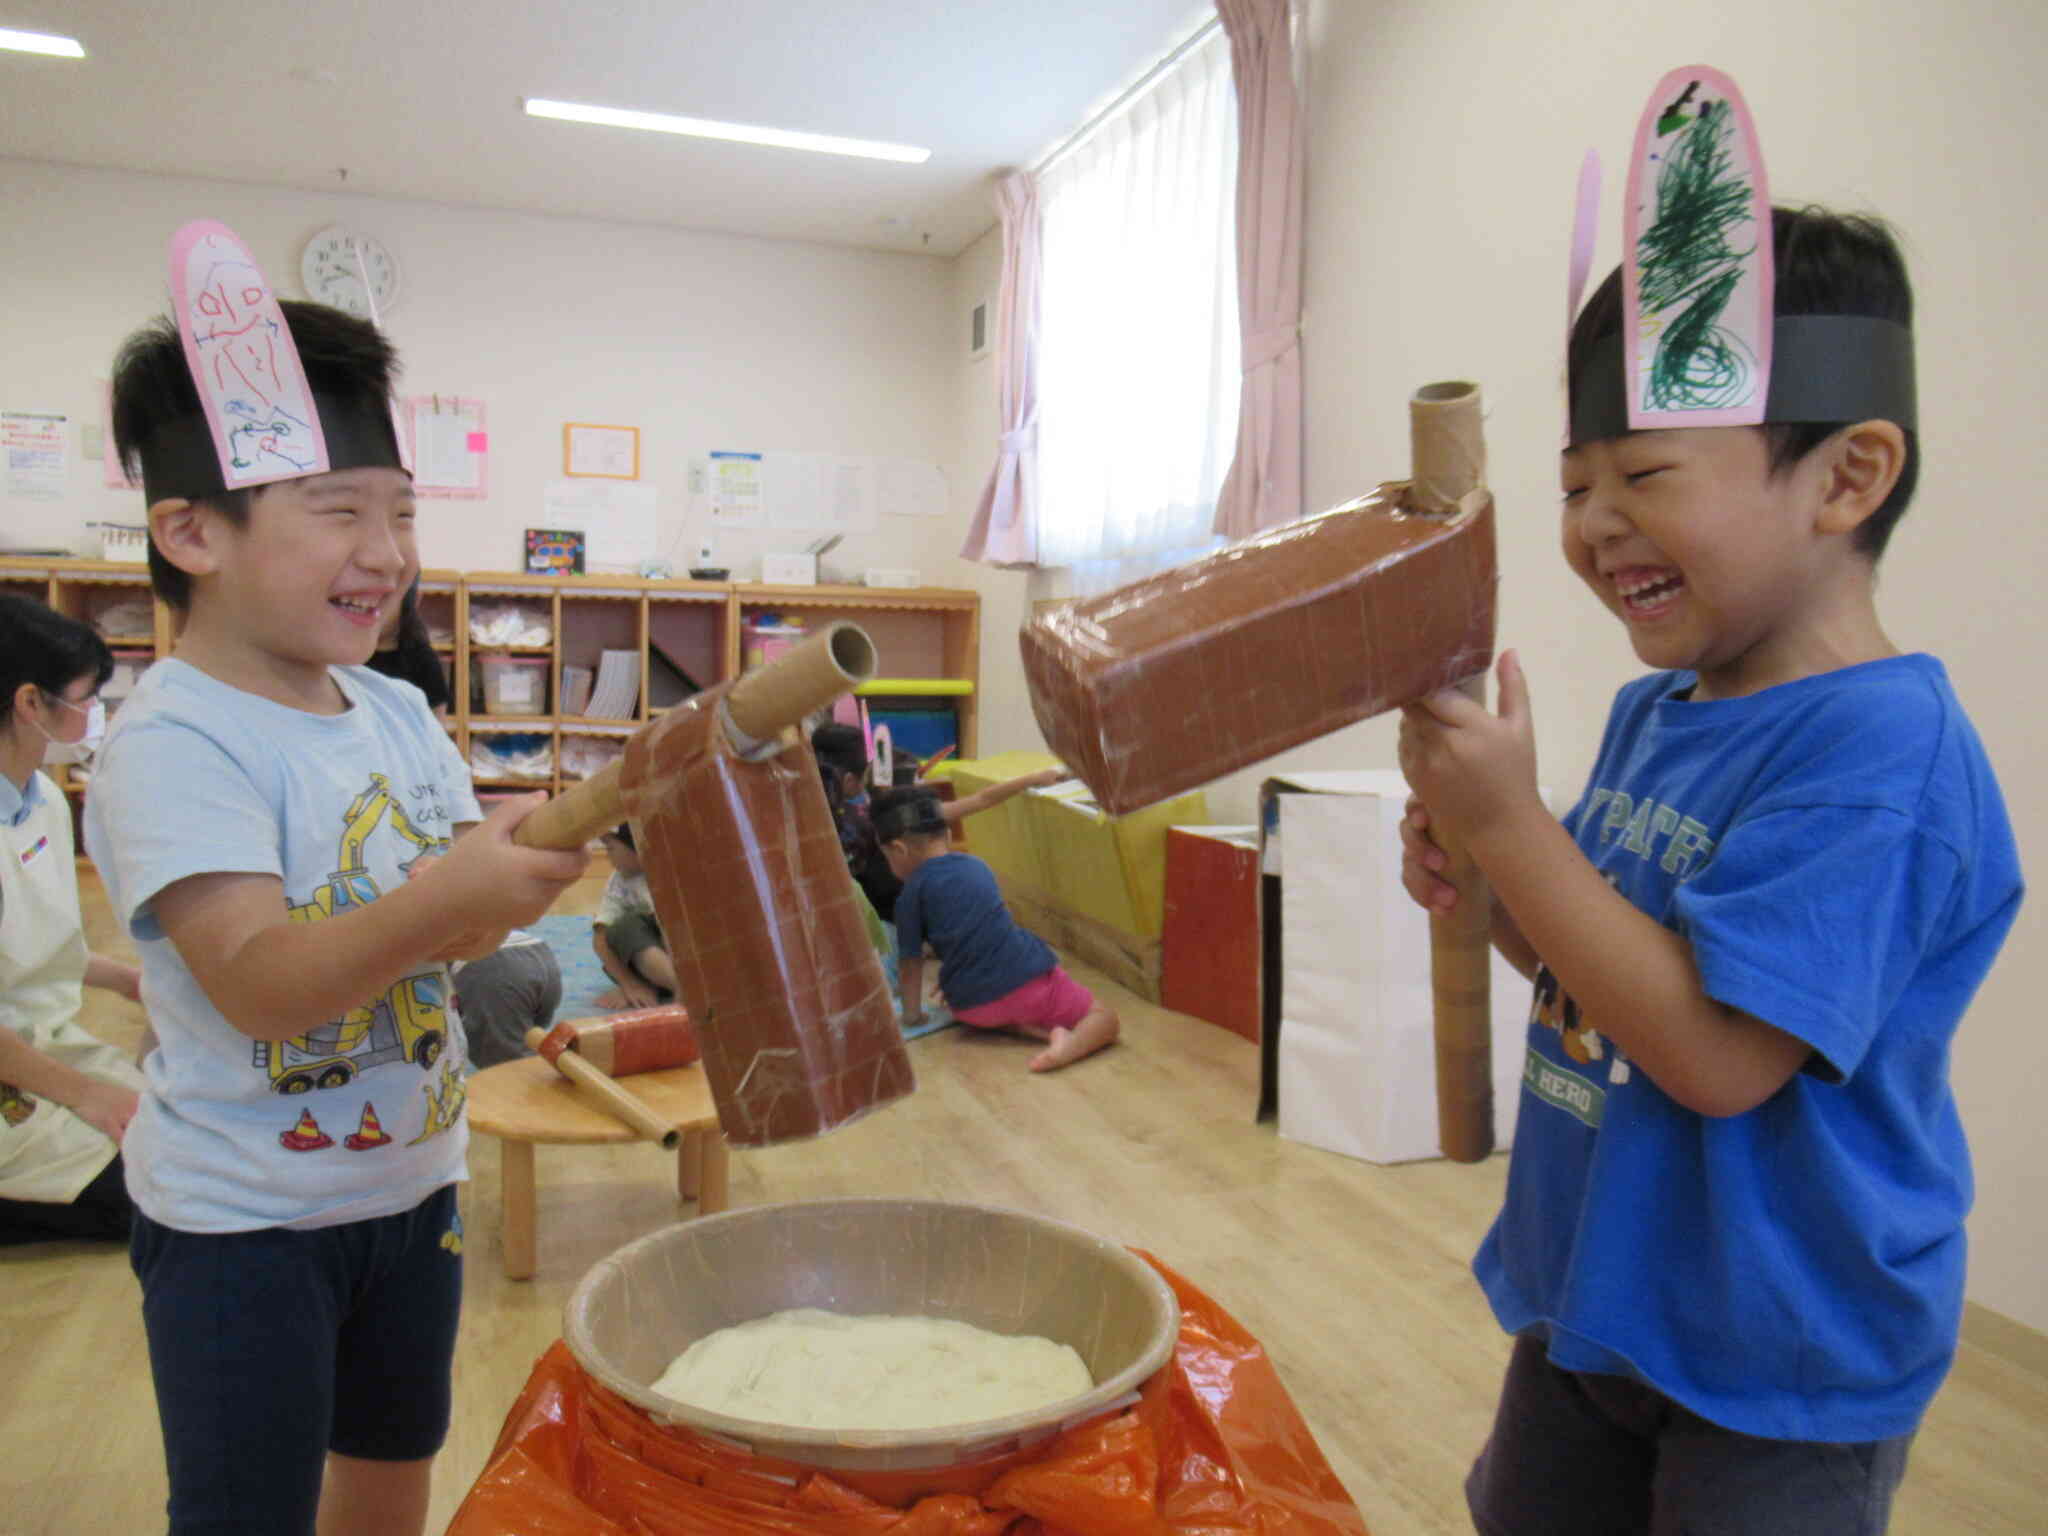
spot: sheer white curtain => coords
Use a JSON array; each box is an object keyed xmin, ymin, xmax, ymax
[{"xmin": 1034, "ymin": 25, "xmax": 1239, "ymax": 572}]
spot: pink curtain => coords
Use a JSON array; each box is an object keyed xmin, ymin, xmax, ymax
[
  {"xmin": 1212, "ymin": 0, "xmax": 1305, "ymax": 539},
  {"xmin": 959, "ymin": 171, "xmax": 1044, "ymax": 567}
]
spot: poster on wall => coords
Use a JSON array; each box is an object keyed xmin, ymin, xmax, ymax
[
  {"xmin": 408, "ymin": 396, "xmax": 488, "ymax": 498},
  {"xmin": 3, "ymin": 410, "xmax": 68, "ymax": 500},
  {"xmin": 763, "ymin": 452, "xmax": 878, "ymax": 536},
  {"xmin": 541, "ymin": 479, "xmax": 657, "ymax": 570},
  {"xmin": 707, "ymin": 450, "xmax": 763, "ymax": 527},
  {"xmin": 564, "ymin": 422, "xmax": 640, "ymax": 480},
  {"xmin": 524, "ymin": 527, "xmax": 586, "ymax": 575}
]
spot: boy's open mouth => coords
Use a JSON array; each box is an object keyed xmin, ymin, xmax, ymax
[
  {"xmin": 1614, "ymin": 569, "xmax": 1684, "ymax": 618},
  {"xmin": 331, "ymin": 595, "xmax": 384, "ymax": 622}
]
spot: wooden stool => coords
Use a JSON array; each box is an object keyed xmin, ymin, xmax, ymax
[{"xmin": 466, "ymin": 1053, "xmax": 729, "ymax": 1280}]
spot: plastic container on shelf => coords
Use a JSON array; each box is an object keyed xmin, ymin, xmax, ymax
[
  {"xmin": 469, "ymin": 731, "xmax": 553, "ymax": 782},
  {"xmin": 741, "ymin": 614, "xmax": 806, "ymax": 671},
  {"xmin": 560, "ymin": 734, "xmax": 627, "ymax": 781},
  {"xmin": 468, "ymin": 600, "xmax": 552, "ymax": 647},
  {"xmin": 479, "ymin": 654, "xmax": 549, "ymax": 715}
]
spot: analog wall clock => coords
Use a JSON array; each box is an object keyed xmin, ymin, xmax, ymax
[{"xmin": 299, "ymin": 224, "xmax": 401, "ymax": 319}]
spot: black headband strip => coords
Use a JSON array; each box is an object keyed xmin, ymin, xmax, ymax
[
  {"xmin": 874, "ymin": 793, "xmax": 947, "ymax": 843},
  {"xmin": 1568, "ymin": 316, "xmax": 1917, "ymax": 448},
  {"xmin": 136, "ymin": 392, "xmax": 408, "ymax": 505}
]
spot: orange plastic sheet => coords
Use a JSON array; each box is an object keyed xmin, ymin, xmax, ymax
[{"xmin": 448, "ymin": 1252, "xmax": 1371, "ymax": 1536}]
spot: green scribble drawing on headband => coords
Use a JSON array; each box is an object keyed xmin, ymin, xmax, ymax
[{"xmin": 1636, "ymin": 94, "xmax": 1757, "ymax": 410}]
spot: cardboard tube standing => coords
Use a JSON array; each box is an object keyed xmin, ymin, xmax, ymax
[
  {"xmin": 1408, "ymin": 381, "xmax": 1494, "ymax": 1164},
  {"xmin": 524, "ymin": 1026, "xmax": 681, "ymax": 1149}
]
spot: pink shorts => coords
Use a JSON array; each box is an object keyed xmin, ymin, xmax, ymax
[{"xmin": 952, "ymin": 966, "xmax": 1095, "ymax": 1033}]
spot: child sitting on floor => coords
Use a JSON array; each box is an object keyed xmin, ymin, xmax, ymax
[
  {"xmin": 592, "ymin": 824, "xmax": 676, "ymax": 1010},
  {"xmin": 873, "ymin": 788, "xmax": 1117, "ymax": 1072}
]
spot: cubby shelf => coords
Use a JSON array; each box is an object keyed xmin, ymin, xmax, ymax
[{"xmin": 2, "ymin": 557, "xmax": 982, "ymax": 805}]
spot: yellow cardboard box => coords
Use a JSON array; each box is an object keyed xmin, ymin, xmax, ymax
[{"xmin": 1025, "ymin": 781, "xmax": 1208, "ymax": 940}]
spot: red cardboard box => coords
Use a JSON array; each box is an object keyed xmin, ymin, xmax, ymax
[{"xmin": 1162, "ymin": 825, "xmax": 1261, "ymax": 1043}]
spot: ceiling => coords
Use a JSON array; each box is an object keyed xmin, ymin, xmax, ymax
[{"xmin": 0, "ymin": 0, "xmax": 1212, "ymax": 257}]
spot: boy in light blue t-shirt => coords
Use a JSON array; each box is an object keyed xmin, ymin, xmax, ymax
[
  {"xmin": 89, "ymin": 295, "xmax": 584, "ymax": 1536},
  {"xmin": 1399, "ymin": 207, "xmax": 2022, "ymax": 1534}
]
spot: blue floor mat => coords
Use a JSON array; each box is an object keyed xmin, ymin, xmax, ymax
[
  {"xmin": 528, "ymin": 914, "xmax": 956, "ymax": 1038},
  {"xmin": 529, "ymin": 914, "xmax": 616, "ymax": 1023}
]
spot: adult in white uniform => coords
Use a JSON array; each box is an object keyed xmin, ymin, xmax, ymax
[{"xmin": 0, "ymin": 593, "xmax": 145, "ymax": 1244}]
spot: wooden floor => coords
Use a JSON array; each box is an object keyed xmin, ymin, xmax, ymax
[{"xmin": 7, "ymin": 868, "xmax": 2048, "ymax": 1534}]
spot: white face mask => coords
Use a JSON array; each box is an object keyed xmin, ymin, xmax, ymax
[{"xmin": 36, "ymin": 695, "xmax": 106, "ymax": 768}]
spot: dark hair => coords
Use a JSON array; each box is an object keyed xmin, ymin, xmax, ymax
[
  {"xmin": 1567, "ymin": 205, "xmax": 1919, "ymax": 559},
  {"xmin": 362, "ymin": 581, "xmax": 451, "ymax": 710},
  {"xmin": 810, "ymin": 722, "xmax": 868, "ymax": 782},
  {"xmin": 0, "ymin": 593, "xmax": 114, "ymax": 724},
  {"xmin": 871, "ymin": 787, "xmax": 946, "ymax": 844},
  {"xmin": 109, "ymin": 299, "xmax": 402, "ymax": 608},
  {"xmin": 608, "ymin": 822, "xmax": 636, "ymax": 851}
]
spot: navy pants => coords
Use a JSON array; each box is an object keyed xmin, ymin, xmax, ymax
[
  {"xmin": 1467, "ymin": 1334, "xmax": 1915, "ymax": 1536},
  {"xmin": 130, "ymin": 1184, "xmax": 464, "ymax": 1535}
]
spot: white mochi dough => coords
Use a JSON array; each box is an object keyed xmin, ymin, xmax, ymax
[{"xmin": 651, "ymin": 1309, "xmax": 1095, "ymax": 1430}]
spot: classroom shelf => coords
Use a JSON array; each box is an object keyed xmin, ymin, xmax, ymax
[{"xmin": 1, "ymin": 558, "xmax": 982, "ymax": 803}]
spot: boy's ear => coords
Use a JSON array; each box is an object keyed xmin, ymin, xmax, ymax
[
  {"xmin": 1815, "ymin": 420, "xmax": 1906, "ymax": 539},
  {"xmin": 148, "ymin": 497, "xmax": 223, "ymax": 580}
]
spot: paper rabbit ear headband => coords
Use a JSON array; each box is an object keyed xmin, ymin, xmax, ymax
[
  {"xmin": 136, "ymin": 220, "xmax": 410, "ymax": 505},
  {"xmin": 1564, "ymin": 65, "xmax": 1916, "ymax": 449}
]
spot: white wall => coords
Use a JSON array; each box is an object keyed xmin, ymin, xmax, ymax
[{"xmin": 0, "ymin": 159, "xmax": 956, "ymax": 580}]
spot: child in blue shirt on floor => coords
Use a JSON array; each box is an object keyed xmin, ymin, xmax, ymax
[
  {"xmin": 875, "ymin": 788, "xmax": 1118, "ymax": 1072},
  {"xmin": 1399, "ymin": 203, "xmax": 2022, "ymax": 1534},
  {"xmin": 90, "ymin": 290, "xmax": 585, "ymax": 1535}
]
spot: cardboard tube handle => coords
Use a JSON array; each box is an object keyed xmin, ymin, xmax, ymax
[
  {"xmin": 1410, "ymin": 380, "xmax": 1486, "ymax": 515},
  {"xmin": 1430, "ymin": 673, "xmax": 1495, "ymax": 1162},
  {"xmin": 512, "ymin": 761, "xmax": 624, "ymax": 851},
  {"xmin": 523, "ymin": 1026, "xmax": 679, "ymax": 1148}
]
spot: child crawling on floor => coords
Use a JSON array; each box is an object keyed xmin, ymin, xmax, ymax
[{"xmin": 873, "ymin": 788, "xmax": 1118, "ymax": 1072}]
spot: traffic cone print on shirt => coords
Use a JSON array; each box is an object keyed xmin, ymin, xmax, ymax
[
  {"xmin": 345, "ymin": 1102, "xmax": 394, "ymax": 1150},
  {"xmin": 280, "ymin": 1108, "xmax": 334, "ymax": 1152}
]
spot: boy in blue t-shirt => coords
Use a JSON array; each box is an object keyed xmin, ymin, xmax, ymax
[
  {"xmin": 874, "ymin": 788, "xmax": 1118, "ymax": 1072},
  {"xmin": 88, "ymin": 294, "xmax": 585, "ymax": 1535},
  {"xmin": 1399, "ymin": 207, "xmax": 2022, "ymax": 1533}
]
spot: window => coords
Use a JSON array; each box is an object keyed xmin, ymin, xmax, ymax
[{"xmin": 1034, "ymin": 25, "xmax": 1239, "ymax": 572}]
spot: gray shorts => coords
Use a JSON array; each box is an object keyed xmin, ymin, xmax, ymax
[
  {"xmin": 1467, "ymin": 1333, "xmax": 1914, "ymax": 1536},
  {"xmin": 603, "ymin": 909, "xmax": 667, "ymax": 970},
  {"xmin": 454, "ymin": 940, "xmax": 563, "ymax": 1069}
]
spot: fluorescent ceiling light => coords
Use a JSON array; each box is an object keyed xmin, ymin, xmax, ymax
[
  {"xmin": 524, "ymin": 98, "xmax": 929, "ymax": 164},
  {"xmin": 0, "ymin": 27, "xmax": 85, "ymax": 57}
]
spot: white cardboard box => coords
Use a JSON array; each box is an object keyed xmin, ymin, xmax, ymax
[
  {"xmin": 761, "ymin": 552, "xmax": 817, "ymax": 585},
  {"xmin": 1258, "ymin": 769, "xmax": 1531, "ymax": 1164}
]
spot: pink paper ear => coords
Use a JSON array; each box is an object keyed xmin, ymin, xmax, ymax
[
  {"xmin": 169, "ymin": 221, "xmax": 331, "ymax": 489},
  {"xmin": 1564, "ymin": 149, "xmax": 1603, "ymax": 444},
  {"xmin": 1619, "ymin": 65, "xmax": 1774, "ymax": 431}
]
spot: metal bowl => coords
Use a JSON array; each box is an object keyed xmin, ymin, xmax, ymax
[{"xmin": 563, "ymin": 1197, "xmax": 1180, "ymax": 1471}]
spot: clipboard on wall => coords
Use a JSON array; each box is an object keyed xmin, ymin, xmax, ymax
[{"xmin": 406, "ymin": 395, "xmax": 488, "ymax": 499}]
